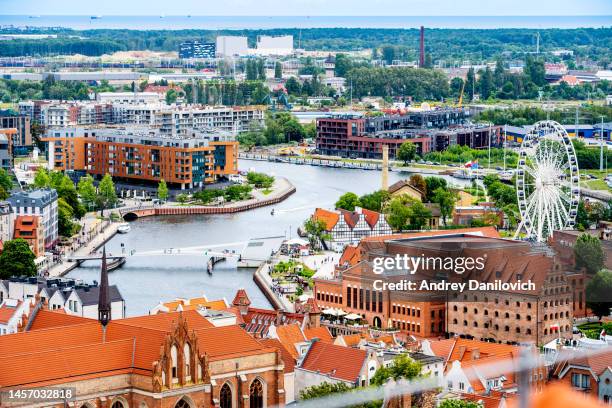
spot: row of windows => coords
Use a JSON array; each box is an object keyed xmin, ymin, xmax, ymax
[
  {"xmin": 316, "ymin": 292, "xmax": 342, "ymax": 305},
  {"xmin": 452, "ymin": 319, "xmax": 534, "ymax": 335},
  {"xmin": 452, "ymin": 306, "xmax": 535, "ymax": 321},
  {"xmin": 392, "ymin": 304, "xmax": 421, "ymax": 318},
  {"xmin": 346, "ymin": 287, "xmax": 383, "ymax": 313}
]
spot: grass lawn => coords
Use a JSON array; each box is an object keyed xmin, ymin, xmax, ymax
[{"xmin": 581, "ymin": 179, "xmax": 612, "ymax": 192}]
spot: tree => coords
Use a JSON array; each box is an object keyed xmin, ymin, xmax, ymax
[
  {"xmin": 274, "ymin": 62, "xmax": 282, "ymax": 79},
  {"xmin": 165, "ymin": 89, "xmax": 178, "ymax": 104},
  {"xmin": 370, "ymin": 354, "xmax": 422, "ymax": 386},
  {"xmin": 397, "ymin": 142, "xmax": 417, "ymax": 165},
  {"xmin": 246, "ymin": 172, "xmax": 274, "ymax": 189},
  {"xmin": 33, "ymin": 167, "xmax": 50, "ymax": 188},
  {"xmin": 176, "ymin": 193, "xmax": 188, "ymax": 204},
  {"xmin": 407, "ymin": 199, "xmax": 432, "ymax": 230},
  {"xmin": 157, "ymin": 179, "xmax": 169, "ymax": 201},
  {"xmin": 0, "ymin": 185, "xmax": 8, "ymax": 200},
  {"xmin": 304, "ymin": 218, "xmax": 330, "ymax": 249},
  {"xmin": 335, "ymin": 192, "xmax": 361, "ymax": 211},
  {"xmin": 432, "ymin": 188, "xmax": 457, "ymax": 225},
  {"xmin": 478, "ymin": 66, "xmax": 494, "ymax": 99},
  {"xmin": 299, "ymin": 382, "xmax": 351, "ymax": 400},
  {"xmin": 56, "ymin": 174, "xmax": 85, "ymax": 218},
  {"xmin": 575, "ymin": 233, "xmax": 605, "ymax": 275},
  {"xmin": 359, "ymin": 190, "xmax": 390, "ymax": 212},
  {"xmin": 465, "ymin": 67, "xmax": 476, "ymax": 100},
  {"xmin": 424, "ymin": 177, "xmax": 447, "ymax": 202},
  {"xmin": 0, "ymin": 168, "xmax": 13, "ymax": 192},
  {"xmin": 385, "ymin": 197, "xmax": 411, "ymax": 231},
  {"xmin": 588, "ymin": 202, "xmax": 608, "ymax": 224},
  {"xmin": 57, "ymin": 197, "xmax": 76, "ymax": 237},
  {"xmin": 285, "ymin": 77, "xmax": 302, "ymax": 95},
  {"xmin": 78, "ymin": 175, "xmax": 97, "ymax": 209},
  {"xmin": 0, "ymin": 238, "xmax": 36, "ymax": 279},
  {"xmin": 408, "ymin": 174, "xmax": 427, "ymax": 197},
  {"xmin": 98, "ymin": 174, "xmax": 117, "ymax": 209},
  {"xmin": 586, "ymin": 269, "xmax": 612, "ymax": 319}
]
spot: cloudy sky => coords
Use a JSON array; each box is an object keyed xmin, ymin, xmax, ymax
[{"xmin": 2, "ymin": 0, "xmax": 611, "ymax": 16}]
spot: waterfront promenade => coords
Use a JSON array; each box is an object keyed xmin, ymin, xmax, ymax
[
  {"xmin": 45, "ymin": 219, "xmax": 121, "ymax": 277},
  {"xmin": 120, "ymin": 176, "xmax": 296, "ymax": 219}
]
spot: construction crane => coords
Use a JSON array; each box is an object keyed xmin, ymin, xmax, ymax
[{"xmin": 457, "ymin": 79, "xmax": 466, "ymax": 107}]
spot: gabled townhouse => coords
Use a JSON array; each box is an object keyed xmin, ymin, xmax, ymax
[
  {"xmin": 553, "ymin": 350, "xmax": 612, "ymax": 404},
  {"xmin": 64, "ymin": 285, "xmax": 125, "ymax": 320},
  {"xmin": 311, "ymin": 206, "xmax": 392, "ymax": 251},
  {"xmin": 0, "ymin": 298, "xmax": 34, "ymax": 335},
  {"xmin": 294, "ymin": 339, "xmax": 381, "ymax": 398},
  {"xmin": 423, "ymin": 337, "xmax": 547, "ymax": 396}
]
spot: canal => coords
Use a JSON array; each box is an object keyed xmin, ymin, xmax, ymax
[{"xmin": 68, "ymin": 161, "xmax": 471, "ymax": 316}]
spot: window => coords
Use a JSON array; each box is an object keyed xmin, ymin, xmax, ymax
[
  {"xmin": 571, "ymin": 373, "xmax": 590, "ymax": 389},
  {"xmin": 112, "ymin": 402, "xmax": 125, "ymax": 408},
  {"xmin": 220, "ymin": 383, "xmax": 232, "ymax": 408},
  {"xmin": 184, "ymin": 343, "xmax": 191, "ymax": 380},
  {"xmin": 175, "ymin": 399, "xmax": 190, "ymax": 408},
  {"xmin": 459, "ymin": 382, "xmax": 465, "ymax": 391},
  {"xmin": 171, "ymin": 345, "xmax": 178, "ymax": 381},
  {"xmin": 249, "ymin": 379, "xmax": 264, "ymax": 408}
]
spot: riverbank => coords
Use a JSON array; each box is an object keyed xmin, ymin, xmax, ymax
[
  {"xmin": 46, "ymin": 221, "xmax": 121, "ymax": 277},
  {"xmin": 253, "ymin": 262, "xmax": 294, "ymax": 312},
  {"xmin": 120, "ymin": 177, "xmax": 296, "ymax": 220}
]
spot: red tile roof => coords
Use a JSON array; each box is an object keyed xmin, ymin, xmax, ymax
[
  {"xmin": 299, "ymin": 341, "xmax": 367, "ymax": 383},
  {"xmin": 0, "ymin": 301, "xmax": 22, "ymax": 324},
  {"xmin": 303, "ymin": 326, "xmax": 333, "ymax": 343},
  {"xmin": 260, "ymin": 338, "xmax": 295, "ymax": 373},
  {"xmin": 27, "ymin": 309, "xmax": 94, "ymax": 331},
  {"xmin": 313, "ymin": 208, "xmax": 339, "ymax": 230},
  {"xmin": 275, "ymin": 323, "xmax": 307, "ymax": 359},
  {"xmin": 232, "ymin": 289, "xmax": 251, "ymax": 306}
]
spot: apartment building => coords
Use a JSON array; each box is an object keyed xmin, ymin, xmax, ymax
[
  {"xmin": 13, "ymin": 215, "xmax": 45, "ymax": 257},
  {"xmin": 315, "ymin": 109, "xmax": 501, "ymax": 159},
  {"xmin": 0, "ymin": 201, "xmax": 14, "ymax": 243},
  {"xmin": 6, "ymin": 189, "xmax": 58, "ymax": 248},
  {"xmin": 0, "ymin": 112, "xmax": 32, "ymax": 148},
  {"xmin": 43, "ymin": 126, "xmax": 239, "ymax": 188}
]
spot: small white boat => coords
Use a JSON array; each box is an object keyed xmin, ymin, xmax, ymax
[{"xmin": 117, "ymin": 224, "xmax": 131, "ymax": 234}]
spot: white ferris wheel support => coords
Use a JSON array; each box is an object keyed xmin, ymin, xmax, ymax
[{"xmin": 514, "ymin": 120, "xmax": 580, "ymax": 242}]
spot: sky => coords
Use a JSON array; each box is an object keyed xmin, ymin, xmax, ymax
[{"xmin": 1, "ymin": 0, "xmax": 611, "ymax": 16}]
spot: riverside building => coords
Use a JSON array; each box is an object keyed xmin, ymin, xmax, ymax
[
  {"xmin": 313, "ymin": 227, "xmax": 580, "ymax": 345},
  {"xmin": 315, "ymin": 108, "xmax": 501, "ymax": 159},
  {"xmin": 43, "ymin": 126, "xmax": 238, "ymax": 189}
]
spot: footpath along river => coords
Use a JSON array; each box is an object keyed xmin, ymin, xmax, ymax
[{"xmin": 68, "ymin": 160, "xmax": 471, "ymax": 316}]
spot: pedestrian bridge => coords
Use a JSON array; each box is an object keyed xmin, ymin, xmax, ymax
[{"xmin": 71, "ymin": 236, "xmax": 284, "ymax": 272}]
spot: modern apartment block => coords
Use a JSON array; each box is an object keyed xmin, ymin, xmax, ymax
[
  {"xmin": 43, "ymin": 126, "xmax": 239, "ymax": 188},
  {"xmin": 6, "ymin": 189, "xmax": 58, "ymax": 249},
  {"xmin": 315, "ymin": 109, "xmax": 501, "ymax": 159},
  {"xmin": 23, "ymin": 100, "xmax": 265, "ymax": 134},
  {"xmin": 0, "ymin": 112, "xmax": 32, "ymax": 149},
  {"xmin": 179, "ymin": 40, "xmax": 216, "ymax": 59}
]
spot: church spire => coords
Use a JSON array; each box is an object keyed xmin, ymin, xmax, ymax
[{"xmin": 98, "ymin": 247, "xmax": 111, "ymax": 327}]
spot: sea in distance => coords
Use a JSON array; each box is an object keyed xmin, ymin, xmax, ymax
[{"xmin": 0, "ymin": 15, "xmax": 610, "ymax": 30}]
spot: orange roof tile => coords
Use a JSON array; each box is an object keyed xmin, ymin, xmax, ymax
[
  {"xmin": 339, "ymin": 245, "xmax": 361, "ymax": 267},
  {"xmin": 299, "ymin": 341, "xmax": 367, "ymax": 383},
  {"xmin": 232, "ymin": 289, "xmax": 251, "ymax": 306},
  {"xmin": 116, "ymin": 309, "xmax": 213, "ymax": 331},
  {"xmin": 195, "ymin": 325, "xmax": 272, "ymax": 361},
  {"xmin": 303, "ymin": 326, "xmax": 333, "ymax": 343},
  {"xmin": 0, "ymin": 338, "xmax": 134, "ymax": 387},
  {"xmin": 260, "ymin": 338, "xmax": 295, "ymax": 373},
  {"xmin": 275, "ymin": 323, "xmax": 307, "ymax": 359},
  {"xmin": 27, "ymin": 309, "xmax": 94, "ymax": 331},
  {"xmin": 313, "ymin": 208, "xmax": 340, "ymax": 230},
  {"xmin": 0, "ymin": 301, "xmax": 21, "ymax": 324},
  {"xmin": 161, "ymin": 297, "xmax": 228, "ymax": 312}
]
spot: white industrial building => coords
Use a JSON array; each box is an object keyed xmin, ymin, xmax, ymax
[
  {"xmin": 255, "ymin": 35, "xmax": 294, "ymax": 56},
  {"xmin": 216, "ymin": 36, "xmax": 249, "ymax": 57}
]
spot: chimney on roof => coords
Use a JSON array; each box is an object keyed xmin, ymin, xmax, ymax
[
  {"xmin": 472, "ymin": 348, "xmax": 480, "ymax": 360},
  {"xmin": 458, "ymin": 345, "xmax": 467, "ymax": 360},
  {"xmin": 98, "ymin": 247, "xmax": 111, "ymax": 328},
  {"xmin": 381, "ymin": 145, "xmax": 389, "ymax": 191}
]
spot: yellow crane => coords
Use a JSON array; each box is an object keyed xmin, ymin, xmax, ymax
[{"xmin": 458, "ymin": 79, "xmax": 466, "ymax": 108}]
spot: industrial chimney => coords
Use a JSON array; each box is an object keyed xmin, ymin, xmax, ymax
[{"xmin": 419, "ymin": 26, "xmax": 425, "ymax": 68}]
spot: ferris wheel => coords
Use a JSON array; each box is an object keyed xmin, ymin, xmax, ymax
[{"xmin": 514, "ymin": 120, "xmax": 580, "ymax": 242}]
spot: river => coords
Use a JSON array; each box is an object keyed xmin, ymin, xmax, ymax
[{"xmin": 68, "ymin": 160, "xmax": 471, "ymax": 316}]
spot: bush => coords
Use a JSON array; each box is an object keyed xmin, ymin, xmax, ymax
[{"xmin": 247, "ymin": 172, "xmax": 275, "ymax": 188}]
